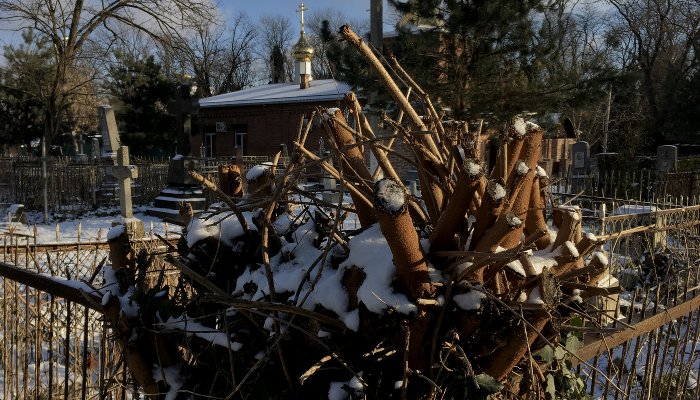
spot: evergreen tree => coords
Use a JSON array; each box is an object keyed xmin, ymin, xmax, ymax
[
  {"xmin": 0, "ymin": 30, "xmax": 57, "ymax": 152},
  {"xmin": 105, "ymin": 52, "xmax": 177, "ymax": 156},
  {"xmin": 387, "ymin": 0, "xmax": 549, "ymax": 119},
  {"xmin": 322, "ymin": 21, "xmax": 372, "ymax": 93},
  {"xmin": 270, "ymin": 45, "xmax": 287, "ymax": 83}
]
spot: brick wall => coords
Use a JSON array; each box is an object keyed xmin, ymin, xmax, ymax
[{"xmin": 195, "ymin": 100, "xmax": 346, "ymax": 159}]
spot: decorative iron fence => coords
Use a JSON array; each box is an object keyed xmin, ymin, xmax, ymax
[
  {"xmin": 0, "ymin": 156, "xmax": 286, "ymax": 217},
  {"xmin": 0, "ymin": 231, "xmax": 180, "ymax": 399}
]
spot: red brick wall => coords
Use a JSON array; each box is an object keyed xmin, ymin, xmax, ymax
[{"xmin": 195, "ymin": 100, "xmax": 346, "ymax": 158}]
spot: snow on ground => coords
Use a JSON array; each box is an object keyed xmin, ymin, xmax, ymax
[
  {"xmin": 613, "ymin": 204, "xmax": 658, "ymax": 215},
  {"xmin": 0, "ymin": 206, "xmax": 179, "ymax": 244}
]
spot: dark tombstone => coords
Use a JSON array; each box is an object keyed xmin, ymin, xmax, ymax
[
  {"xmin": 570, "ymin": 141, "xmax": 590, "ymax": 194},
  {"xmin": 167, "ymin": 82, "xmax": 199, "ymax": 157},
  {"xmin": 167, "ymin": 156, "xmax": 202, "ymax": 186},
  {"xmin": 656, "ymin": 145, "xmax": 678, "ymax": 172},
  {"xmin": 572, "ymin": 141, "xmax": 590, "ymax": 175},
  {"xmin": 147, "ymin": 155, "xmax": 206, "ymax": 223}
]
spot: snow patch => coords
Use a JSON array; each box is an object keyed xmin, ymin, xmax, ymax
[
  {"xmin": 324, "ymin": 107, "xmax": 341, "ymax": 120},
  {"xmin": 374, "ymin": 179, "xmax": 405, "ymax": 213},
  {"xmin": 160, "ymin": 316, "xmax": 239, "ymax": 349},
  {"xmin": 593, "ymin": 251, "xmax": 609, "ymax": 266},
  {"xmin": 536, "ymin": 165, "xmax": 548, "ymax": 177},
  {"xmin": 152, "ymin": 365, "xmax": 184, "ymax": 400},
  {"xmin": 564, "ymin": 241, "xmax": 579, "ymax": 258},
  {"xmin": 465, "ymin": 160, "xmax": 482, "ymax": 177},
  {"xmin": 513, "ymin": 117, "xmax": 527, "ymax": 136},
  {"xmin": 454, "ymin": 289, "xmax": 486, "ymax": 311},
  {"xmin": 246, "ymin": 164, "xmax": 271, "ymax": 182},
  {"xmin": 571, "ymin": 289, "xmax": 583, "ymax": 303},
  {"xmin": 186, "ymin": 211, "xmax": 257, "ymax": 248},
  {"xmin": 527, "ymin": 287, "xmax": 544, "ymax": 304},
  {"xmin": 489, "ymin": 181, "xmax": 506, "ymax": 201},
  {"xmin": 526, "ymin": 121, "xmax": 540, "ymax": 131},
  {"xmin": 106, "ymin": 224, "xmax": 125, "ymax": 241},
  {"xmin": 516, "ymin": 160, "xmax": 529, "ymax": 175}
]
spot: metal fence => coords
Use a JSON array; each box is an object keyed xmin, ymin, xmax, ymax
[
  {"xmin": 0, "ymin": 156, "xmax": 284, "ymax": 217},
  {"xmin": 552, "ymin": 194, "xmax": 700, "ymax": 398},
  {"xmin": 0, "ymin": 231, "xmax": 180, "ymax": 399},
  {"xmin": 552, "ymin": 169, "xmax": 700, "ymax": 204}
]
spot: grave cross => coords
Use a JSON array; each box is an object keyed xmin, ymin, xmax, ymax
[{"xmin": 112, "ymin": 146, "xmax": 138, "ymax": 218}]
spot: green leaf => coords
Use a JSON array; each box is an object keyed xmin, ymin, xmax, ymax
[
  {"xmin": 546, "ymin": 374, "xmax": 556, "ymax": 398},
  {"xmin": 474, "ymin": 373, "xmax": 505, "ymax": 394},
  {"xmin": 554, "ymin": 346, "xmax": 567, "ymax": 360},
  {"xmin": 565, "ymin": 333, "xmax": 583, "ymax": 353},
  {"xmin": 536, "ymin": 345, "xmax": 555, "ymax": 363}
]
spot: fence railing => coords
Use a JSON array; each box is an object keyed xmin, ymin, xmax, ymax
[
  {"xmin": 0, "ymin": 156, "xmax": 284, "ymax": 217},
  {"xmin": 0, "ymin": 232, "xmax": 180, "ymax": 400},
  {"xmin": 556, "ymin": 198, "xmax": 700, "ymax": 398},
  {"xmin": 552, "ymin": 168, "xmax": 700, "ymax": 204}
]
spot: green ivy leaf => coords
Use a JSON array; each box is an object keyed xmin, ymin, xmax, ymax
[
  {"xmin": 474, "ymin": 373, "xmax": 504, "ymax": 394},
  {"xmin": 554, "ymin": 346, "xmax": 567, "ymax": 360},
  {"xmin": 536, "ymin": 345, "xmax": 555, "ymax": 363},
  {"xmin": 546, "ymin": 374, "xmax": 556, "ymax": 398},
  {"xmin": 565, "ymin": 333, "xmax": 583, "ymax": 353}
]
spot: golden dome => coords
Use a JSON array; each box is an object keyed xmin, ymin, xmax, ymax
[{"xmin": 291, "ymin": 31, "xmax": 314, "ymax": 61}]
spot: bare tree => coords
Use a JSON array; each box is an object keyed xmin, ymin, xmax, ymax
[
  {"xmin": 172, "ymin": 12, "xmax": 257, "ymax": 96},
  {"xmin": 0, "ymin": 0, "xmax": 215, "ymax": 221},
  {"xmin": 257, "ymin": 14, "xmax": 294, "ymax": 83},
  {"xmin": 607, "ymin": 0, "xmax": 700, "ymax": 147},
  {"xmin": 219, "ymin": 14, "xmax": 258, "ymax": 93}
]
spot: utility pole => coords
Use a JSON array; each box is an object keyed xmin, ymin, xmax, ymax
[{"xmin": 370, "ymin": 0, "xmax": 383, "ymax": 50}]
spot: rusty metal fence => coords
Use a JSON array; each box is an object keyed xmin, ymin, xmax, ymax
[
  {"xmin": 0, "ymin": 156, "xmax": 285, "ymax": 218},
  {"xmin": 0, "ymin": 231, "xmax": 180, "ymax": 400},
  {"xmin": 557, "ymin": 198, "xmax": 700, "ymax": 398}
]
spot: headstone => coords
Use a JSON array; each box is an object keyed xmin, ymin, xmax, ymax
[
  {"xmin": 167, "ymin": 83, "xmax": 199, "ymax": 156},
  {"xmin": 656, "ymin": 145, "xmax": 678, "ymax": 172},
  {"xmin": 321, "ymin": 150, "xmax": 341, "ymax": 203},
  {"xmin": 98, "ymin": 105, "xmax": 120, "ymax": 158},
  {"xmin": 112, "ymin": 146, "xmax": 144, "ymax": 238},
  {"xmin": 167, "ymin": 156, "xmax": 201, "ymax": 186},
  {"xmin": 572, "ymin": 141, "xmax": 590, "ymax": 175},
  {"xmin": 90, "ymin": 137, "xmax": 100, "ymax": 160}
]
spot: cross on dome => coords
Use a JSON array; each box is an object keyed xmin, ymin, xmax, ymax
[{"xmin": 296, "ymin": 3, "xmax": 308, "ymax": 32}]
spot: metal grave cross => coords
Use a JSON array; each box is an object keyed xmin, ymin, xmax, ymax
[{"xmin": 113, "ymin": 146, "xmax": 138, "ymax": 218}]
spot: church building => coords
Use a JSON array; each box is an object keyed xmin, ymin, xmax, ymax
[{"xmin": 193, "ymin": 3, "xmax": 352, "ymax": 159}]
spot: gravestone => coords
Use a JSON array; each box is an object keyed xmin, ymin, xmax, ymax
[
  {"xmin": 147, "ymin": 81, "xmax": 205, "ymax": 223},
  {"xmin": 656, "ymin": 145, "xmax": 677, "ymax": 172},
  {"xmin": 167, "ymin": 156, "xmax": 201, "ymax": 186},
  {"xmin": 571, "ymin": 141, "xmax": 590, "ymax": 175},
  {"xmin": 97, "ymin": 106, "xmax": 120, "ymax": 202},
  {"xmin": 112, "ymin": 146, "xmax": 144, "ymax": 238},
  {"xmin": 0, "ymin": 204, "xmax": 26, "ymax": 224},
  {"xmin": 166, "ymin": 82, "xmax": 199, "ymax": 156},
  {"xmin": 571, "ymin": 141, "xmax": 590, "ymax": 194},
  {"xmin": 98, "ymin": 105, "xmax": 120, "ymax": 158}
]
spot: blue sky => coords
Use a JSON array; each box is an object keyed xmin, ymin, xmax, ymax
[
  {"xmin": 220, "ymin": 0, "xmax": 396, "ymax": 30},
  {"xmin": 0, "ymin": 1, "xmax": 397, "ymax": 50}
]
